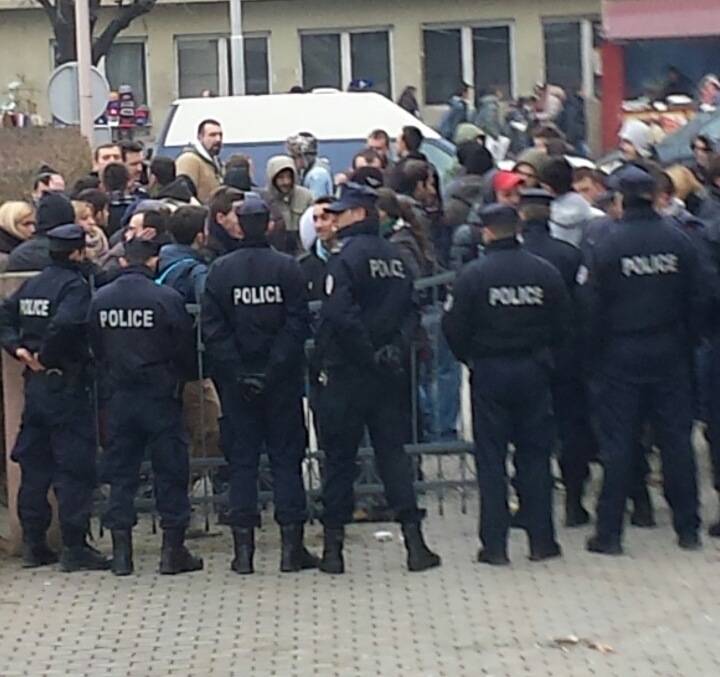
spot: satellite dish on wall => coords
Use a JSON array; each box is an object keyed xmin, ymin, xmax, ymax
[{"xmin": 47, "ymin": 62, "xmax": 110, "ymax": 124}]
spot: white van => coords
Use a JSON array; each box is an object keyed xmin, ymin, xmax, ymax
[{"xmin": 154, "ymin": 90, "xmax": 456, "ymax": 185}]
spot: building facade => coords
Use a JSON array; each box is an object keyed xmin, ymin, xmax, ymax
[{"xmin": 0, "ymin": 0, "xmax": 601, "ymax": 131}]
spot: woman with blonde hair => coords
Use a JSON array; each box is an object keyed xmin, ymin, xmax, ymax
[
  {"xmin": 72, "ymin": 200, "xmax": 109, "ymax": 262},
  {"xmin": 0, "ymin": 201, "xmax": 35, "ymax": 272}
]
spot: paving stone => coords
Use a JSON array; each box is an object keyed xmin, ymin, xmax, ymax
[{"xmin": 2, "ymin": 451, "xmax": 720, "ymax": 676}]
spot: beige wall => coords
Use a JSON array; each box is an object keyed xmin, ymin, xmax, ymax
[{"xmin": 0, "ymin": 0, "xmax": 600, "ymax": 129}]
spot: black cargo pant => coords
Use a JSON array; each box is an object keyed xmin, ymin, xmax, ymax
[
  {"xmin": 471, "ymin": 355, "xmax": 557, "ymax": 556},
  {"xmin": 12, "ymin": 372, "xmax": 96, "ymax": 546},
  {"xmin": 216, "ymin": 377, "xmax": 308, "ymax": 528},
  {"xmin": 591, "ymin": 369, "xmax": 700, "ymax": 544},
  {"xmin": 318, "ymin": 366, "xmax": 424, "ymax": 528},
  {"xmin": 101, "ymin": 387, "xmax": 191, "ymax": 531}
]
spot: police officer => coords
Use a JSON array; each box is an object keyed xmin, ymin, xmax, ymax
[
  {"xmin": 202, "ymin": 195, "xmax": 318, "ymax": 574},
  {"xmin": 0, "ymin": 225, "xmax": 109, "ymax": 571},
  {"xmin": 518, "ymin": 188, "xmax": 597, "ymax": 526},
  {"xmin": 88, "ymin": 235, "xmax": 203, "ymax": 576},
  {"xmin": 443, "ymin": 204, "xmax": 570, "ymax": 564},
  {"xmin": 314, "ymin": 182, "xmax": 440, "ymax": 574},
  {"xmin": 580, "ymin": 166, "xmax": 703, "ymax": 554}
]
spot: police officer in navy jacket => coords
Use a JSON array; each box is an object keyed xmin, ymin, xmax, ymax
[
  {"xmin": 443, "ymin": 204, "xmax": 571, "ymax": 565},
  {"xmin": 0, "ymin": 225, "xmax": 109, "ymax": 571},
  {"xmin": 313, "ymin": 183, "xmax": 441, "ymax": 575},
  {"xmin": 579, "ymin": 166, "xmax": 705, "ymax": 555},
  {"xmin": 202, "ymin": 195, "xmax": 318, "ymax": 575},
  {"xmin": 88, "ymin": 234, "xmax": 203, "ymax": 576}
]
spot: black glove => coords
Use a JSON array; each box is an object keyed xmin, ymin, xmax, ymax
[
  {"xmin": 238, "ymin": 374, "xmax": 266, "ymax": 402},
  {"xmin": 373, "ymin": 344, "xmax": 405, "ymax": 377}
]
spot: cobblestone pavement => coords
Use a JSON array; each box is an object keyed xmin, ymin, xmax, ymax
[{"xmin": 2, "ymin": 463, "xmax": 720, "ymax": 677}]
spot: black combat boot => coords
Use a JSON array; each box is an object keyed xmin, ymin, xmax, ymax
[
  {"xmin": 586, "ymin": 534, "xmax": 624, "ymax": 556},
  {"xmin": 402, "ymin": 523, "xmax": 441, "ymax": 572},
  {"xmin": 280, "ymin": 524, "xmax": 319, "ymax": 573},
  {"xmin": 159, "ymin": 529, "xmax": 204, "ymax": 575},
  {"xmin": 319, "ymin": 527, "xmax": 345, "ymax": 574},
  {"xmin": 111, "ymin": 529, "xmax": 134, "ymax": 576},
  {"xmin": 477, "ymin": 548, "xmax": 510, "ymax": 566},
  {"xmin": 565, "ymin": 489, "xmax": 590, "ymax": 528},
  {"xmin": 678, "ymin": 531, "xmax": 702, "ymax": 551},
  {"xmin": 60, "ymin": 541, "xmax": 111, "ymax": 572},
  {"xmin": 529, "ymin": 540, "xmax": 563, "ymax": 562},
  {"xmin": 21, "ymin": 533, "xmax": 58, "ymax": 569},
  {"xmin": 630, "ymin": 486, "xmax": 656, "ymax": 528},
  {"xmin": 231, "ymin": 527, "xmax": 255, "ymax": 574}
]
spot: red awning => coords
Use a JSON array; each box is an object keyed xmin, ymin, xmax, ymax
[{"xmin": 603, "ymin": 0, "xmax": 720, "ymax": 39}]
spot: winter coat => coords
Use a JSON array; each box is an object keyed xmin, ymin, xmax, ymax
[
  {"xmin": 443, "ymin": 174, "xmax": 486, "ymax": 229},
  {"xmin": 473, "ymin": 94, "xmax": 503, "ymax": 139},
  {"xmin": 175, "ymin": 143, "xmax": 223, "ymax": 203},
  {"xmin": 439, "ymin": 96, "xmax": 468, "ymax": 141},
  {"xmin": 263, "ymin": 156, "xmax": 314, "ymax": 233}
]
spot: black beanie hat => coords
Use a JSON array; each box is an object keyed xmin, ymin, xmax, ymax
[{"xmin": 36, "ymin": 192, "xmax": 75, "ymax": 233}]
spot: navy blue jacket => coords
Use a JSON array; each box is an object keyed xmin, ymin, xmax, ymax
[
  {"xmin": 315, "ymin": 217, "xmax": 418, "ymax": 370},
  {"xmin": 522, "ymin": 219, "xmax": 583, "ymax": 291},
  {"xmin": 88, "ymin": 266, "xmax": 195, "ymax": 391},
  {"xmin": 579, "ymin": 204, "xmax": 705, "ymax": 379},
  {"xmin": 157, "ymin": 243, "xmax": 209, "ymax": 305},
  {"xmin": 522, "ymin": 218, "xmax": 583, "ymax": 375},
  {"xmin": 6, "ymin": 236, "xmax": 52, "ymax": 273},
  {"xmin": 202, "ymin": 239, "xmax": 309, "ymax": 384},
  {"xmin": 0, "ymin": 261, "xmax": 92, "ymax": 372},
  {"xmin": 442, "ymin": 237, "xmax": 571, "ymax": 363}
]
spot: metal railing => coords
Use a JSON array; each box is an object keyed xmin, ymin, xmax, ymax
[{"xmin": 93, "ymin": 271, "xmax": 477, "ymax": 529}]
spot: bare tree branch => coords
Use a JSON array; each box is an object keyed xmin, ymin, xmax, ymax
[
  {"xmin": 33, "ymin": 0, "xmax": 156, "ymax": 65},
  {"xmin": 35, "ymin": 0, "xmax": 56, "ymax": 24},
  {"xmin": 92, "ymin": 0, "xmax": 156, "ymax": 64}
]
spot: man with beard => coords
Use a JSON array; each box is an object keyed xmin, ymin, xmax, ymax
[{"xmin": 176, "ymin": 119, "xmax": 224, "ymax": 203}]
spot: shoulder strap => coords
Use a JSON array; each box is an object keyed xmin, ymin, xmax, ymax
[{"xmin": 155, "ymin": 258, "xmax": 197, "ymax": 286}]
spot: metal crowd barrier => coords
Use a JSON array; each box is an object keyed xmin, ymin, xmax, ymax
[{"xmin": 0, "ymin": 270, "xmax": 477, "ymax": 548}]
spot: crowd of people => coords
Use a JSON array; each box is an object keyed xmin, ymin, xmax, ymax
[
  {"xmin": 1, "ymin": 106, "xmax": 720, "ymax": 576},
  {"xmin": 404, "ymin": 80, "xmax": 589, "ymax": 159}
]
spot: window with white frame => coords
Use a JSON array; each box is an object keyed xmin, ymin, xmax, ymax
[
  {"xmin": 176, "ymin": 35, "xmax": 270, "ymax": 98},
  {"xmin": 543, "ymin": 18, "xmax": 602, "ymax": 97},
  {"xmin": 423, "ymin": 24, "xmax": 514, "ymax": 105},
  {"xmin": 300, "ymin": 29, "xmax": 392, "ymax": 97},
  {"xmin": 104, "ymin": 41, "xmax": 148, "ymax": 104}
]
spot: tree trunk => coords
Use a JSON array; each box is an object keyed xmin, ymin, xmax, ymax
[{"xmin": 52, "ymin": 0, "xmax": 78, "ymax": 65}]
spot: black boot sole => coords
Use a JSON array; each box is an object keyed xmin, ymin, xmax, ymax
[
  {"xmin": 60, "ymin": 559, "xmax": 111, "ymax": 572},
  {"xmin": 231, "ymin": 561, "xmax": 254, "ymax": 574},
  {"xmin": 408, "ymin": 554, "xmax": 442, "ymax": 572},
  {"xmin": 111, "ymin": 561, "xmax": 134, "ymax": 576},
  {"xmin": 529, "ymin": 545, "xmax": 563, "ymax": 562},
  {"xmin": 586, "ymin": 537, "xmax": 623, "ymax": 556},
  {"xmin": 159, "ymin": 557, "xmax": 204, "ymax": 575},
  {"xmin": 319, "ymin": 557, "xmax": 345, "ymax": 574},
  {"xmin": 281, "ymin": 553, "xmax": 320, "ymax": 573},
  {"xmin": 477, "ymin": 549, "xmax": 510, "ymax": 566},
  {"xmin": 678, "ymin": 535, "xmax": 702, "ymax": 551}
]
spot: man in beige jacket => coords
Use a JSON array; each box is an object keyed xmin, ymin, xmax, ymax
[{"xmin": 175, "ymin": 119, "xmax": 224, "ymax": 203}]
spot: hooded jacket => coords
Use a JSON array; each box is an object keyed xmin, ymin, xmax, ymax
[
  {"xmin": 157, "ymin": 243, "xmax": 208, "ymax": 304},
  {"xmin": 550, "ymin": 191, "xmax": 599, "ymax": 248},
  {"xmin": 175, "ymin": 140, "xmax": 223, "ymax": 203},
  {"xmin": 474, "ymin": 94, "xmax": 503, "ymax": 139},
  {"xmin": 262, "ymin": 156, "xmax": 314, "ymax": 233}
]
